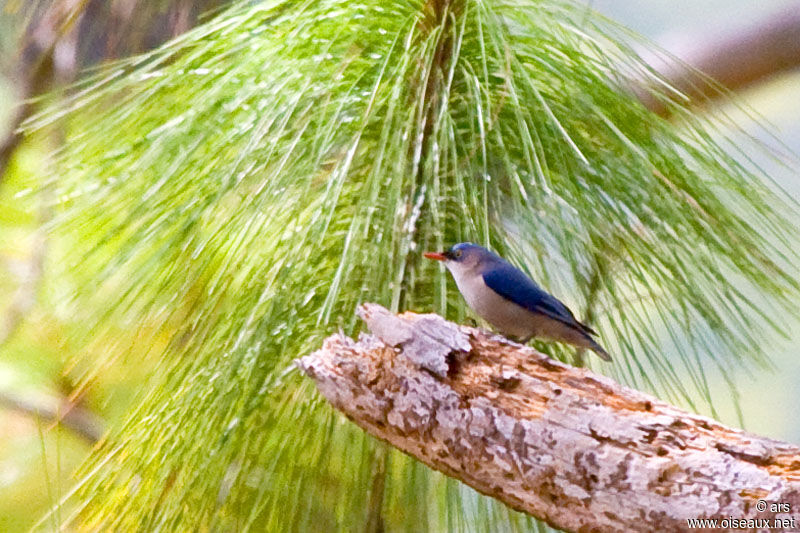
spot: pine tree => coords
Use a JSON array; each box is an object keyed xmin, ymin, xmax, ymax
[{"xmin": 32, "ymin": 0, "xmax": 799, "ymax": 530}]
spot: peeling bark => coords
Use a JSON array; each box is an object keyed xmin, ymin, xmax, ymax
[{"xmin": 296, "ymin": 303, "xmax": 800, "ymax": 533}]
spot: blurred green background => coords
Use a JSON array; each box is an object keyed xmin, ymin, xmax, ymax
[{"xmin": 0, "ymin": 0, "xmax": 798, "ymax": 531}]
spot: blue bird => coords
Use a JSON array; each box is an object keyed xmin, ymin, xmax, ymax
[{"xmin": 424, "ymin": 243, "xmax": 611, "ymax": 361}]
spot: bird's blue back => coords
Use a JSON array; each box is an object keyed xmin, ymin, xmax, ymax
[{"xmin": 481, "ymin": 258, "xmax": 594, "ymax": 334}]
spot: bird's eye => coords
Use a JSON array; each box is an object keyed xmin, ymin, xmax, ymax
[{"xmin": 454, "ymin": 250, "xmax": 462, "ymax": 258}]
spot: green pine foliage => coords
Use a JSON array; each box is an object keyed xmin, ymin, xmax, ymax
[{"xmin": 31, "ymin": 0, "xmax": 799, "ymax": 529}]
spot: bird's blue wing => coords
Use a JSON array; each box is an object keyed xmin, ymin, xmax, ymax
[{"xmin": 482, "ymin": 263, "xmax": 595, "ymax": 334}]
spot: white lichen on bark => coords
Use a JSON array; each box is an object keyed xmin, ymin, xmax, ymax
[{"xmin": 296, "ymin": 304, "xmax": 800, "ymax": 533}]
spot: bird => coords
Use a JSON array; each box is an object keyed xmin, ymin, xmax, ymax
[{"xmin": 424, "ymin": 242, "xmax": 611, "ymax": 361}]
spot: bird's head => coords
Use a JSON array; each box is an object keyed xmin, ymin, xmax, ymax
[{"xmin": 424, "ymin": 242, "xmax": 494, "ymax": 273}]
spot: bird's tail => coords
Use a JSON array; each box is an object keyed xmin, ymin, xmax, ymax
[{"xmin": 588, "ymin": 339, "xmax": 612, "ymax": 362}]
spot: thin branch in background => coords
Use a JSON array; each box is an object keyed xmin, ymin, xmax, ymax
[
  {"xmin": 0, "ymin": 0, "xmax": 84, "ymax": 187},
  {"xmin": 0, "ymin": 389, "xmax": 104, "ymax": 443},
  {"xmin": 0, "ymin": 17, "xmax": 70, "ymax": 373},
  {"xmin": 638, "ymin": 2, "xmax": 800, "ymax": 116},
  {"xmin": 0, "ymin": 42, "xmax": 51, "ymax": 184}
]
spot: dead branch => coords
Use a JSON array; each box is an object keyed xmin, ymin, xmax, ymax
[{"xmin": 297, "ymin": 303, "xmax": 800, "ymax": 533}]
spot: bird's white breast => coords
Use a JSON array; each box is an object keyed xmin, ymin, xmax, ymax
[{"xmin": 447, "ymin": 264, "xmax": 539, "ymax": 339}]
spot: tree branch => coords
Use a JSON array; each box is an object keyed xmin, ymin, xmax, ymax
[
  {"xmin": 0, "ymin": 0, "xmax": 83, "ymax": 186},
  {"xmin": 297, "ymin": 303, "xmax": 800, "ymax": 533},
  {"xmin": 0, "ymin": 389, "xmax": 104, "ymax": 443},
  {"xmin": 640, "ymin": 2, "xmax": 800, "ymax": 117}
]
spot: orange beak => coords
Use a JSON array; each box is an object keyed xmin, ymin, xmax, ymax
[{"xmin": 423, "ymin": 252, "xmax": 447, "ymax": 261}]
